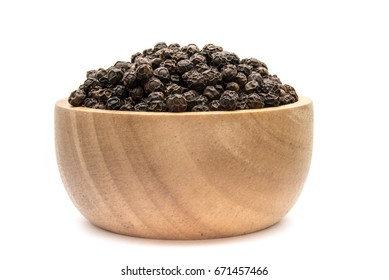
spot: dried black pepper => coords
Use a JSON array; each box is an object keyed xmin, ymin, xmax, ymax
[
  {"xmin": 68, "ymin": 43, "xmax": 298, "ymax": 112},
  {"xmin": 68, "ymin": 89, "xmax": 86, "ymax": 106},
  {"xmin": 220, "ymin": 91, "xmax": 238, "ymax": 110},
  {"xmin": 166, "ymin": 94, "xmax": 187, "ymax": 112},
  {"xmin": 106, "ymin": 97, "xmax": 123, "ymax": 110}
]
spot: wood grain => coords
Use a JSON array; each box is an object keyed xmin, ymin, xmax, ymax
[{"xmin": 55, "ymin": 96, "xmax": 313, "ymax": 239}]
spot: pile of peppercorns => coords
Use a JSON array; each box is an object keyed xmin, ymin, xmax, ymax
[{"xmin": 68, "ymin": 43, "xmax": 298, "ymax": 112}]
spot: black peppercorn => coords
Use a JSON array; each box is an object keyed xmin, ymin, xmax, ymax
[
  {"xmin": 190, "ymin": 53, "xmax": 207, "ymax": 65},
  {"xmin": 220, "ymin": 90, "xmax": 238, "ymax": 110},
  {"xmin": 128, "ymin": 86, "xmax": 144, "ymax": 101},
  {"xmin": 106, "ymin": 97, "xmax": 123, "ymax": 110},
  {"xmin": 244, "ymin": 80, "xmax": 260, "ymax": 93},
  {"xmin": 154, "ymin": 42, "xmax": 168, "ymax": 51},
  {"xmin": 247, "ymin": 93, "xmax": 265, "ymax": 109},
  {"xmin": 144, "ymin": 77, "xmax": 165, "ymax": 94},
  {"xmin": 182, "ymin": 70, "xmax": 206, "ymax": 91},
  {"xmin": 166, "ymin": 94, "xmax": 187, "ymax": 112},
  {"xmin": 225, "ymin": 82, "xmax": 240, "ymax": 92},
  {"xmin": 203, "ymin": 86, "xmax": 221, "ymax": 101},
  {"xmin": 112, "ymin": 85, "xmax": 128, "ymax": 99},
  {"xmin": 148, "ymin": 100, "xmax": 167, "ymax": 112},
  {"xmin": 221, "ymin": 64, "xmax": 238, "ymax": 82},
  {"xmin": 148, "ymin": 91, "xmax": 165, "ymax": 101},
  {"xmin": 202, "ymin": 68, "xmax": 222, "ymax": 86},
  {"xmin": 68, "ymin": 89, "xmax": 86, "ymax": 107},
  {"xmin": 176, "ymin": 59, "xmax": 194, "ymax": 74},
  {"xmin": 135, "ymin": 64, "xmax": 153, "ymax": 82},
  {"xmin": 107, "ymin": 67, "xmax": 124, "ymax": 85},
  {"xmin": 209, "ymin": 100, "xmax": 221, "ymax": 111},
  {"xmin": 154, "ymin": 67, "xmax": 170, "ymax": 82},
  {"xmin": 165, "ymin": 83, "xmax": 184, "ymax": 96},
  {"xmin": 122, "ymin": 70, "xmax": 138, "ymax": 88},
  {"xmin": 83, "ymin": 98, "xmax": 98, "ymax": 108},
  {"xmin": 237, "ymin": 64, "xmax": 253, "ymax": 76}
]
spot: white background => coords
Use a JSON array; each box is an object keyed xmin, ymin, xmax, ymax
[{"xmin": 1, "ymin": 0, "xmax": 388, "ymax": 279}]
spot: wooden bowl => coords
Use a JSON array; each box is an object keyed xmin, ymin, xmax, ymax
[{"xmin": 55, "ymin": 96, "xmax": 313, "ymax": 239}]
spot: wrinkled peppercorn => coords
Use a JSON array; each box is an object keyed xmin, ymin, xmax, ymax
[
  {"xmin": 106, "ymin": 97, "xmax": 123, "ymax": 110},
  {"xmin": 220, "ymin": 91, "xmax": 238, "ymax": 110},
  {"xmin": 68, "ymin": 43, "xmax": 298, "ymax": 112},
  {"xmin": 166, "ymin": 94, "xmax": 187, "ymax": 112}
]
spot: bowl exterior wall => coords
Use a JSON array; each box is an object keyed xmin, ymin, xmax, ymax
[{"xmin": 55, "ymin": 97, "xmax": 313, "ymax": 239}]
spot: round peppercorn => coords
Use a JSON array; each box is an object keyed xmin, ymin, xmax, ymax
[
  {"xmin": 83, "ymin": 98, "xmax": 98, "ymax": 108},
  {"xmin": 150, "ymin": 57, "xmax": 162, "ymax": 69},
  {"xmin": 247, "ymin": 93, "xmax": 265, "ymax": 109},
  {"xmin": 128, "ymin": 86, "xmax": 144, "ymax": 101},
  {"xmin": 221, "ymin": 64, "xmax": 238, "ymax": 82},
  {"xmin": 93, "ymin": 102, "xmax": 107, "ymax": 110},
  {"xmin": 202, "ymin": 68, "xmax": 222, "ymax": 86},
  {"xmin": 82, "ymin": 78, "xmax": 99, "ymax": 92},
  {"xmin": 114, "ymin": 61, "xmax": 132, "ymax": 71},
  {"xmin": 148, "ymin": 92, "xmax": 165, "ymax": 101},
  {"xmin": 244, "ymin": 80, "xmax": 260, "ymax": 93},
  {"xmin": 148, "ymin": 100, "xmax": 167, "ymax": 112},
  {"xmin": 176, "ymin": 59, "xmax": 194, "ymax": 74},
  {"xmin": 182, "ymin": 70, "xmax": 206, "ymax": 91},
  {"xmin": 106, "ymin": 97, "xmax": 123, "ymax": 110},
  {"xmin": 247, "ymin": 72, "xmax": 264, "ymax": 86},
  {"xmin": 209, "ymin": 100, "xmax": 221, "ymax": 111},
  {"xmin": 225, "ymin": 82, "xmax": 240, "ymax": 92},
  {"xmin": 172, "ymin": 51, "xmax": 188, "ymax": 62},
  {"xmin": 182, "ymin": 44, "xmax": 200, "ymax": 56},
  {"xmin": 122, "ymin": 70, "xmax": 138, "ymax": 88},
  {"xmin": 107, "ymin": 67, "xmax": 124, "ymax": 85},
  {"xmin": 144, "ymin": 77, "xmax": 165, "ymax": 93},
  {"xmin": 262, "ymin": 79, "xmax": 280, "ymax": 94},
  {"xmin": 90, "ymin": 88, "xmax": 112, "ymax": 101},
  {"xmin": 112, "ymin": 85, "xmax": 128, "ymax": 99},
  {"xmin": 153, "ymin": 67, "xmax": 170, "ymax": 82},
  {"xmin": 165, "ymin": 83, "xmax": 184, "ymax": 95},
  {"xmin": 153, "ymin": 42, "xmax": 168, "ymax": 51},
  {"xmin": 279, "ymin": 94, "xmax": 296, "ymax": 105},
  {"xmin": 236, "ymin": 101, "xmax": 249, "ymax": 110},
  {"xmin": 220, "ymin": 90, "xmax": 238, "ymax": 110},
  {"xmin": 68, "ymin": 89, "xmax": 86, "ymax": 107},
  {"xmin": 233, "ymin": 72, "xmax": 247, "ymax": 86},
  {"xmin": 166, "ymin": 94, "xmax": 187, "ymax": 112},
  {"xmin": 210, "ymin": 52, "xmax": 227, "ymax": 68},
  {"xmin": 135, "ymin": 64, "xmax": 153, "ymax": 82},
  {"xmin": 160, "ymin": 59, "xmax": 176, "ymax": 74},
  {"xmin": 183, "ymin": 90, "xmax": 199, "ymax": 110},
  {"xmin": 256, "ymin": 67, "xmax": 269, "ymax": 76},
  {"xmin": 131, "ymin": 52, "xmax": 142, "ymax": 63},
  {"xmin": 237, "ymin": 64, "xmax": 253, "ymax": 76},
  {"xmin": 262, "ymin": 93, "xmax": 280, "ymax": 107},
  {"xmin": 224, "ymin": 51, "xmax": 240, "ymax": 65},
  {"xmin": 195, "ymin": 63, "xmax": 211, "ymax": 73},
  {"xmin": 193, "ymin": 95, "xmax": 209, "ymax": 107},
  {"xmin": 203, "ymin": 86, "xmax": 221, "ymax": 101},
  {"xmin": 190, "ymin": 53, "xmax": 206, "ymax": 65}
]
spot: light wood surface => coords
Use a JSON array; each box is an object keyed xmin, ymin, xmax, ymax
[{"xmin": 55, "ymin": 96, "xmax": 313, "ymax": 239}]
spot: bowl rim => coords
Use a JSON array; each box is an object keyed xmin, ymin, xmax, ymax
[{"xmin": 56, "ymin": 95, "xmax": 312, "ymax": 116}]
